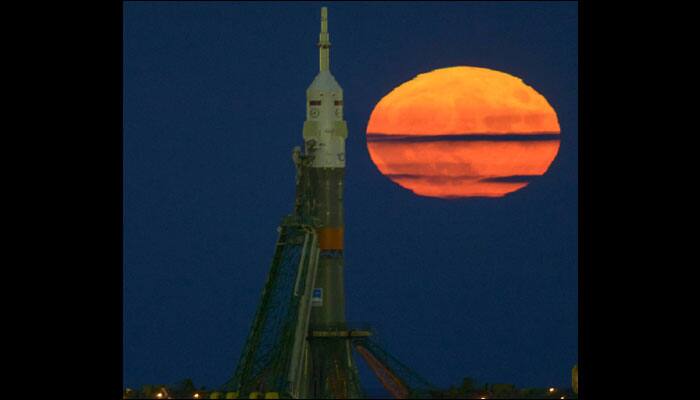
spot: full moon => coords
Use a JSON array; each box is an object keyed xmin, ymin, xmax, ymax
[{"xmin": 366, "ymin": 66, "xmax": 561, "ymax": 198}]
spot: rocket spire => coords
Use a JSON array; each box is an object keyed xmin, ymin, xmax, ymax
[{"xmin": 318, "ymin": 7, "xmax": 331, "ymax": 72}]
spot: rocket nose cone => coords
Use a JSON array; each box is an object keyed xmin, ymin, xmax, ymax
[{"xmin": 308, "ymin": 70, "xmax": 342, "ymax": 92}]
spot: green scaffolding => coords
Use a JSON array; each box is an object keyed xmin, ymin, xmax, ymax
[{"xmin": 223, "ymin": 218, "xmax": 319, "ymax": 397}]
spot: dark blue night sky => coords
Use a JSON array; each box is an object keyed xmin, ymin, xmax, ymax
[{"xmin": 123, "ymin": 1, "xmax": 577, "ymax": 393}]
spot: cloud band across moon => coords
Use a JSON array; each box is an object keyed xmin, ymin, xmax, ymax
[
  {"xmin": 367, "ymin": 133, "xmax": 561, "ymax": 142},
  {"xmin": 365, "ymin": 66, "xmax": 561, "ymax": 198}
]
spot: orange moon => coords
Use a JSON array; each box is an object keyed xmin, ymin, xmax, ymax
[{"xmin": 366, "ymin": 66, "xmax": 561, "ymax": 198}]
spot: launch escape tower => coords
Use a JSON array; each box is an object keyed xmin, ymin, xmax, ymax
[{"xmin": 221, "ymin": 8, "xmax": 436, "ymax": 399}]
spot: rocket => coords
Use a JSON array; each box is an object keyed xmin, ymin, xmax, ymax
[
  {"xmin": 302, "ymin": 6, "xmax": 349, "ymax": 329},
  {"xmin": 291, "ymin": 7, "xmax": 362, "ymax": 398},
  {"xmin": 230, "ymin": 8, "xmax": 361, "ymax": 398}
]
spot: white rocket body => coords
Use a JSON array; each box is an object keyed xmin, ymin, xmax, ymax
[
  {"xmin": 302, "ymin": 7, "xmax": 347, "ymax": 169},
  {"xmin": 303, "ymin": 72, "xmax": 347, "ymax": 168}
]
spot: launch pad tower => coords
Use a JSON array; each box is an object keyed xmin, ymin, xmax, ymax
[{"xmin": 220, "ymin": 8, "xmax": 436, "ymax": 399}]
